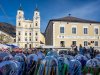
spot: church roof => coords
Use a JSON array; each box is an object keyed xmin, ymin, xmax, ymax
[
  {"xmin": 35, "ymin": 4, "xmax": 39, "ymax": 11},
  {"xmin": 50, "ymin": 16, "xmax": 100, "ymax": 23},
  {"xmin": 35, "ymin": 7, "xmax": 39, "ymax": 11},
  {"xmin": 19, "ymin": 4, "xmax": 23, "ymax": 10}
]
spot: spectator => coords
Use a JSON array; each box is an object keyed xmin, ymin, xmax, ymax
[
  {"xmin": 74, "ymin": 46, "xmax": 78, "ymax": 55},
  {"xmin": 79, "ymin": 44, "xmax": 83, "ymax": 55}
]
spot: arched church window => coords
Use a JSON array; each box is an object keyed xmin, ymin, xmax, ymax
[
  {"xmin": 36, "ymin": 13, "xmax": 38, "ymax": 15},
  {"xmin": 29, "ymin": 44, "xmax": 31, "ymax": 48},
  {"xmin": 36, "ymin": 22, "xmax": 38, "ymax": 26},
  {"xmin": 36, "ymin": 32, "xmax": 38, "ymax": 36},
  {"xmin": 19, "ymin": 22, "xmax": 21, "ymax": 26},
  {"xmin": 36, "ymin": 38, "xmax": 38, "ymax": 41},
  {"xmin": 29, "ymin": 38, "xmax": 31, "ymax": 41},
  {"xmin": 29, "ymin": 33, "xmax": 31, "ymax": 36},
  {"xmin": 25, "ymin": 44, "xmax": 27, "ymax": 48},
  {"xmin": 25, "ymin": 32, "xmax": 27, "ymax": 36},
  {"xmin": 18, "ymin": 38, "xmax": 20, "ymax": 41},
  {"xmin": 25, "ymin": 38, "xmax": 27, "ymax": 41},
  {"xmin": 18, "ymin": 31, "xmax": 21, "ymax": 35}
]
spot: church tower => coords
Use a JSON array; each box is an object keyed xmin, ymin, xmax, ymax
[
  {"xmin": 33, "ymin": 7, "xmax": 41, "ymax": 47},
  {"xmin": 16, "ymin": 4, "xmax": 24, "ymax": 47},
  {"xmin": 16, "ymin": 4, "xmax": 24, "ymax": 22}
]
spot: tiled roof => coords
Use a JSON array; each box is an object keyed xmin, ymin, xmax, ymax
[
  {"xmin": 0, "ymin": 22, "xmax": 16, "ymax": 37},
  {"xmin": 51, "ymin": 16, "xmax": 100, "ymax": 23}
]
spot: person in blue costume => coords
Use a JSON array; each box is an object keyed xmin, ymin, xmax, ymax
[
  {"xmin": 34, "ymin": 49, "xmax": 45, "ymax": 75},
  {"xmin": 14, "ymin": 54, "xmax": 26, "ymax": 75},
  {"xmin": 41, "ymin": 56, "xmax": 58, "ymax": 75},
  {"xmin": 84, "ymin": 58, "xmax": 100, "ymax": 75},
  {"xmin": 0, "ymin": 60, "xmax": 19, "ymax": 75},
  {"xmin": 68, "ymin": 59, "xmax": 82, "ymax": 75},
  {"xmin": 0, "ymin": 52, "xmax": 12, "ymax": 62},
  {"xmin": 58, "ymin": 57, "xmax": 69, "ymax": 75},
  {"xmin": 27, "ymin": 54, "xmax": 38, "ymax": 75},
  {"xmin": 15, "ymin": 53, "xmax": 27, "ymax": 75}
]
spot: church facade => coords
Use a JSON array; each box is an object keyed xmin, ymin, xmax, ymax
[{"xmin": 16, "ymin": 6, "xmax": 45, "ymax": 48}]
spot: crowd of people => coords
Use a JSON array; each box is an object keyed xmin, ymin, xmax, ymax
[{"xmin": 0, "ymin": 47, "xmax": 100, "ymax": 75}]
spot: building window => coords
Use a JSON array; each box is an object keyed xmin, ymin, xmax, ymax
[
  {"xmin": 36, "ymin": 44, "xmax": 38, "ymax": 47},
  {"xmin": 19, "ymin": 22, "xmax": 21, "ymax": 26},
  {"xmin": 18, "ymin": 31, "xmax": 21, "ymax": 35},
  {"xmin": 25, "ymin": 44, "xmax": 27, "ymax": 48},
  {"xmin": 84, "ymin": 28, "xmax": 88, "ymax": 34},
  {"xmin": 60, "ymin": 27, "xmax": 64, "ymax": 33},
  {"xmin": 84, "ymin": 41, "xmax": 88, "ymax": 46},
  {"xmin": 72, "ymin": 41, "xmax": 76, "ymax": 45},
  {"xmin": 36, "ymin": 32, "xmax": 38, "ymax": 36},
  {"xmin": 29, "ymin": 38, "xmax": 31, "ymax": 41},
  {"xmin": 29, "ymin": 33, "xmax": 31, "ymax": 36},
  {"xmin": 18, "ymin": 38, "xmax": 20, "ymax": 41},
  {"xmin": 95, "ymin": 28, "xmax": 98, "ymax": 34},
  {"xmin": 60, "ymin": 41, "xmax": 65, "ymax": 47},
  {"xmin": 25, "ymin": 32, "xmax": 27, "ymax": 36},
  {"xmin": 72, "ymin": 27, "xmax": 76, "ymax": 34},
  {"xmin": 29, "ymin": 44, "xmax": 31, "ymax": 48},
  {"xmin": 25, "ymin": 38, "xmax": 27, "ymax": 41},
  {"xmin": 36, "ymin": 13, "xmax": 38, "ymax": 15},
  {"xmin": 14, "ymin": 39, "xmax": 16, "ymax": 42},
  {"xmin": 95, "ymin": 41, "xmax": 98, "ymax": 46},
  {"xmin": 36, "ymin": 23, "xmax": 38, "ymax": 26},
  {"xmin": 36, "ymin": 38, "xmax": 38, "ymax": 41}
]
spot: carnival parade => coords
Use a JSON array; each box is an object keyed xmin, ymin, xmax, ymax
[
  {"xmin": 0, "ymin": 0, "xmax": 100, "ymax": 75},
  {"xmin": 0, "ymin": 46, "xmax": 100, "ymax": 75}
]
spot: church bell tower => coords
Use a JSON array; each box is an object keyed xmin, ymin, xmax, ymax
[{"xmin": 33, "ymin": 6, "xmax": 40, "ymax": 47}]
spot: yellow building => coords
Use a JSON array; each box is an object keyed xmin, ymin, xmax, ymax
[
  {"xmin": 45, "ymin": 16, "xmax": 100, "ymax": 48},
  {"xmin": 16, "ymin": 5, "xmax": 45, "ymax": 48}
]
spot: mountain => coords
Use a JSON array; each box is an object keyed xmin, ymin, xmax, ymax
[{"xmin": 0, "ymin": 22, "xmax": 16, "ymax": 37}]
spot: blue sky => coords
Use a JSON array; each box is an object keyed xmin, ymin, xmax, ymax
[{"xmin": 0, "ymin": 0, "xmax": 100, "ymax": 32}]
